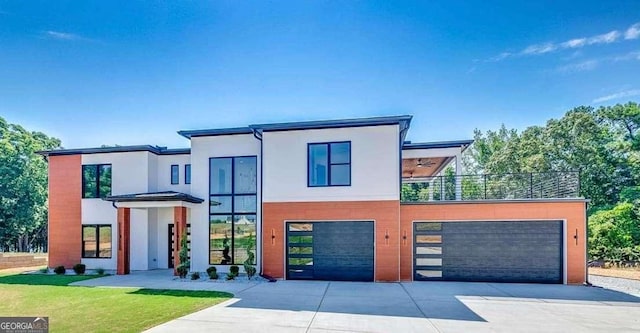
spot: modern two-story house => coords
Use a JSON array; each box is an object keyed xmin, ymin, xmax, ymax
[{"xmin": 40, "ymin": 115, "xmax": 588, "ymax": 284}]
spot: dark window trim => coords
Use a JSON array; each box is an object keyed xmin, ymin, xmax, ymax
[
  {"xmin": 81, "ymin": 224, "xmax": 112, "ymax": 259},
  {"xmin": 208, "ymin": 155, "xmax": 258, "ymax": 265},
  {"xmin": 307, "ymin": 141, "xmax": 351, "ymax": 187},
  {"xmin": 171, "ymin": 164, "xmax": 179, "ymax": 185},
  {"xmin": 82, "ymin": 164, "xmax": 112, "ymax": 199},
  {"xmin": 185, "ymin": 164, "xmax": 191, "ymax": 184}
]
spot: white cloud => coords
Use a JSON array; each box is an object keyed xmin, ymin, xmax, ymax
[
  {"xmin": 586, "ymin": 30, "xmax": 620, "ymax": 45},
  {"xmin": 42, "ymin": 30, "xmax": 90, "ymax": 41},
  {"xmin": 522, "ymin": 43, "xmax": 557, "ymax": 55},
  {"xmin": 625, "ymin": 23, "xmax": 640, "ymax": 40},
  {"xmin": 488, "ymin": 22, "xmax": 638, "ymax": 62},
  {"xmin": 593, "ymin": 89, "xmax": 640, "ymax": 103},
  {"xmin": 556, "ymin": 60, "xmax": 598, "ymax": 73},
  {"xmin": 561, "ymin": 38, "xmax": 587, "ymax": 48}
]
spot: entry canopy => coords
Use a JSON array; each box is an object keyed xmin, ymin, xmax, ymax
[{"xmin": 103, "ymin": 191, "xmax": 209, "ymax": 208}]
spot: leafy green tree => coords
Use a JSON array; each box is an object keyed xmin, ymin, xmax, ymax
[
  {"xmin": 588, "ymin": 202, "xmax": 640, "ymax": 262},
  {"xmin": 0, "ymin": 117, "xmax": 61, "ymax": 252}
]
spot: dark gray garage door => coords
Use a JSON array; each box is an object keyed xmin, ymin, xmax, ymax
[
  {"xmin": 287, "ymin": 221, "xmax": 374, "ymax": 281},
  {"xmin": 414, "ymin": 221, "xmax": 562, "ymax": 283}
]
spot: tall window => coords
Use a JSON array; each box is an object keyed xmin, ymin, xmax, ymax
[
  {"xmin": 308, "ymin": 142, "xmax": 351, "ymax": 187},
  {"xmin": 82, "ymin": 225, "xmax": 112, "ymax": 258},
  {"xmin": 185, "ymin": 164, "xmax": 191, "ymax": 184},
  {"xmin": 82, "ymin": 164, "xmax": 112, "ymax": 198},
  {"xmin": 209, "ymin": 156, "xmax": 257, "ymax": 265},
  {"xmin": 171, "ymin": 165, "xmax": 179, "ymax": 184}
]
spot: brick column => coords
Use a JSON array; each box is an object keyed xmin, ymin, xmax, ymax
[
  {"xmin": 173, "ymin": 206, "xmax": 188, "ymax": 276},
  {"xmin": 116, "ymin": 207, "xmax": 131, "ymax": 275}
]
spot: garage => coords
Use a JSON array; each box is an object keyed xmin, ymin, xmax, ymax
[
  {"xmin": 286, "ymin": 221, "xmax": 374, "ymax": 281},
  {"xmin": 414, "ymin": 221, "xmax": 563, "ymax": 283}
]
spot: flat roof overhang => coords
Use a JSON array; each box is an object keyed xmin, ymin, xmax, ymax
[{"xmin": 103, "ymin": 191, "xmax": 209, "ymax": 209}]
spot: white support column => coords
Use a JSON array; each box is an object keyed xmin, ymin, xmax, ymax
[{"xmin": 455, "ymin": 152, "xmax": 462, "ymax": 200}]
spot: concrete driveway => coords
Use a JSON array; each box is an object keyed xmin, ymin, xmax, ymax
[{"xmin": 144, "ymin": 280, "xmax": 640, "ymax": 333}]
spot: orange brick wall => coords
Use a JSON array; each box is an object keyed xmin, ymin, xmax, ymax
[
  {"xmin": 262, "ymin": 200, "xmax": 401, "ymax": 281},
  {"xmin": 48, "ymin": 155, "xmax": 82, "ymax": 268},
  {"xmin": 400, "ymin": 201, "xmax": 588, "ymax": 284}
]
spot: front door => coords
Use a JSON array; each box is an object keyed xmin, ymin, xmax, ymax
[{"xmin": 168, "ymin": 223, "xmax": 191, "ymax": 269}]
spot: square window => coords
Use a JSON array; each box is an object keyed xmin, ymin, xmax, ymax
[{"xmin": 308, "ymin": 142, "xmax": 350, "ymax": 187}]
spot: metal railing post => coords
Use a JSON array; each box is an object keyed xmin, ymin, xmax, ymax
[
  {"xmin": 530, "ymin": 173, "xmax": 533, "ymax": 199},
  {"xmin": 484, "ymin": 174, "xmax": 487, "ymax": 200}
]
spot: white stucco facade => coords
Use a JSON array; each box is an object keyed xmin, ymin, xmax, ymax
[{"xmin": 262, "ymin": 124, "xmax": 400, "ymax": 202}]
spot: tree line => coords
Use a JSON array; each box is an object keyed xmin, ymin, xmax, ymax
[
  {"xmin": 0, "ymin": 116, "xmax": 60, "ymax": 252},
  {"xmin": 463, "ymin": 102, "xmax": 640, "ymax": 263}
]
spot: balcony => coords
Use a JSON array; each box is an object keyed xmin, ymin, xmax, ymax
[{"xmin": 401, "ymin": 171, "xmax": 581, "ymax": 203}]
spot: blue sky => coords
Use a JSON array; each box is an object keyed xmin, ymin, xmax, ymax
[{"xmin": 1, "ymin": 1, "xmax": 639, "ymax": 148}]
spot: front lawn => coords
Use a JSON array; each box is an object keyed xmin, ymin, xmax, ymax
[{"xmin": 0, "ymin": 272, "xmax": 232, "ymax": 332}]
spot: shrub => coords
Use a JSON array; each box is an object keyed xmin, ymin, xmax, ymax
[
  {"xmin": 177, "ymin": 230, "xmax": 190, "ymax": 278},
  {"xmin": 73, "ymin": 264, "xmax": 86, "ymax": 275},
  {"xmin": 96, "ymin": 267, "xmax": 105, "ymax": 275},
  {"xmin": 39, "ymin": 267, "xmax": 49, "ymax": 274},
  {"xmin": 53, "ymin": 266, "xmax": 66, "ymax": 275},
  {"xmin": 190, "ymin": 272, "xmax": 200, "ymax": 280},
  {"xmin": 176, "ymin": 264, "xmax": 189, "ymax": 279},
  {"xmin": 206, "ymin": 266, "xmax": 218, "ymax": 279},
  {"xmin": 225, "ymin": 272, "xmax": 236, "ymax": 280},
  {"xmin": 230, "ymin": 265, "xmax": 239, "ymax": 276},
  {"xmin": 243, "ymin": 233, "xmax": 256, "ymax": 280},
  {"xmin": 588, "ymin": 202, "xmax": 640, "ymax": 262},
  {"xmin": 245, "ymin": 266, "xmax": 256, "ymax": 280}
]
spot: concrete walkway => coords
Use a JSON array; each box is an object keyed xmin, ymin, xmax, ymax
[{"xmin": 73, "ymin": 271, "xmax": 640, "ymax": 333}]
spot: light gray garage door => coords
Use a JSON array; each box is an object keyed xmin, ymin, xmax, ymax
[
  {"xmin": 414, "ymin": 221, "xmax": 563, "ymax": 283},
  {"xmin": 287, "ymin": 221, "xmax": 374, "ymax": 281}
]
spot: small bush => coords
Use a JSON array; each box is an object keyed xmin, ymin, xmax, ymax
[
  {"xmin": 39, "ymin": 267, "xmax": 49, "ymax": 274},
  {"xmin": 230, "ymin": 265, "xmax": 240, "ymax": 275},
  {"xmin": 53, "ymin": 266, "xmax": 66, "ymax": 275},
  {"xmin": 73, "ymin": 264, "xmax": 86, "ymax": 275},
  {"xmin": 96, "ymin": 267, "xmax": 105, "ymax": 275},
  {"xmin": 191, "ymin": 272, "xmax": 200, "ymax": 280},
  {"xmin": 245, "ymin": 266, "xmax": 256, "ymax": 280},
  {"xmin": 225, "ymin": 272, "xmax": 236, "ymax": 280},
  {"xmin": 176, "ymin": 264, "xmax": 189, "ymax": 279},
  {"xmin": 206, "ymin": 266, "xmax": 218, "ymax": 279}
]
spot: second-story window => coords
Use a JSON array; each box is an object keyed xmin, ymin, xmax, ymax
[
  {"xmin": 82, "ymin": 164, "xmax": 112, "ymax": 198},
  {"xmin": 171, "ymin": 165, "xmax": 179, "ymax": 184},
  {"xmin": 308, "ymin": 141, "xmax": 351, "ymax": 187},
  {"xmin": 185, "ymin": 164, "xmax": 191, "ymax": 184}
]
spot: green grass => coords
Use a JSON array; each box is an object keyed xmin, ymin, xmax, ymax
[{"xmin": 0, "ymin": 272, "xmax": 232, "ymax": 333}]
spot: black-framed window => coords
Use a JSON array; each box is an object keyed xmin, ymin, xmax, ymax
[
  {"xmin": 82, "ymin": 224, "xmax": 112, "ymax": 258},
  {"xmin": 171, "ymin": 164, "xmax": 179, "ymax": 184},
  {"xmin": 308, "ymin": 141, "xmax": 351, "ymax": 187},
  {"xmin": 185, "ymin": 164, "xmax": 191, "ymax": 184},
  {"xmin": 209, "ymin": 156, "xmax": 257, "ymax": 265},
  {"xmin": 82, "ymin": 164, "xmax": 112, "ymax": 198}
]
